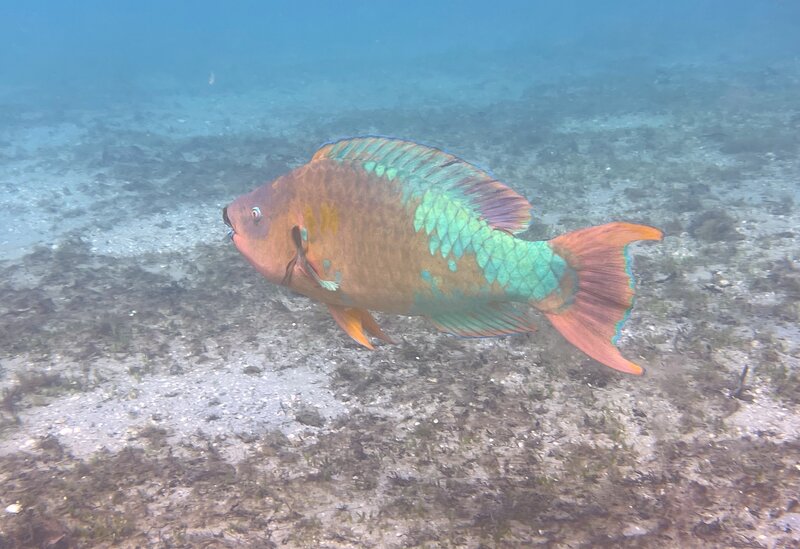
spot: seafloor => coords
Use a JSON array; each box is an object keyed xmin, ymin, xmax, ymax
[{"xmin": 1, "ymin": 56, "xmax": 798, "ymax": 548}]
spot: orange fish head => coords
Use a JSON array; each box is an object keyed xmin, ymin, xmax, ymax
[{"xmin": 223, "ymin": 183, "xmax": 289, "ymax": 285}]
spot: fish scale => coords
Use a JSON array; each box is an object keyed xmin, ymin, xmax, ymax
[
  {"xmin": 343, "ymin": 141, "xmax": 554, "ymax": 301},
  {"xmin": 227, "ymin": 136, "xmax": 663, "ymax": 375}
]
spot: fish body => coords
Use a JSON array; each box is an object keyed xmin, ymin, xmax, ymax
[{"xmin": 223, "ymin": 137, "xmax": 662, "ymax": 374}]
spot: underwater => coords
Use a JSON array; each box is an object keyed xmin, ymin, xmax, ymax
[{"xmin": 1, "ymin": 0, "xmax": 799, "ymax": 546}]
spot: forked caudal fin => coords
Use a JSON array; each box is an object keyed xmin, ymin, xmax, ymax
[{"xmin": 544, "ymin": 222, "xmax": 663, "ymax": 375}]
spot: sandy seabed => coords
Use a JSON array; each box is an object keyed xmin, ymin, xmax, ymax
[{"xmin": 0, "ymin": 57, "xmax": 799, "ymax": 547}]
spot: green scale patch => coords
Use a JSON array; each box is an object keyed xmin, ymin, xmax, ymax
[
  {"xmin": 410, "ymin": 189, "xmax": 564, "ymax": 301},
  {"xmin": 316, "ymin": 137, "xmax": 563, "ymax": 301}
]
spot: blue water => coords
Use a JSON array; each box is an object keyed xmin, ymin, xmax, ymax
[
  {"xmin": 2, "ymin": 1, "xmax": 798, "ymax": 100},
  {"xmin": 1, "ymin": 1, "xmax": 799, "ymax": 546}
]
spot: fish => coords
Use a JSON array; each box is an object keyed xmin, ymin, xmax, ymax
[{"xmin": 223, "ymin": 137, "xmax": 663, "ymax": 375}]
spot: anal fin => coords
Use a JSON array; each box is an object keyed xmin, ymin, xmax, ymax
[
  {"xmin": 429, "ymin": 302, "xmax": 535, "ymax": 337},
  {"xmin": 327, "ymin": 304, "xmax": 394, "ymax": 349}
]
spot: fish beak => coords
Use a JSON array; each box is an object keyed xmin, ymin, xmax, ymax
[{"xmin": 222, "ymin": 206, "xmax": 235, "ymax": 241}]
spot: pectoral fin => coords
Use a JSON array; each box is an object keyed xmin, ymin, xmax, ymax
[
  {"xmin": 327, "ymin": 304, "xmax": 394, "ymax": 349},
  {"xmin": 282, "ymin": 225, "xmax": 339, "ymax": 291}
]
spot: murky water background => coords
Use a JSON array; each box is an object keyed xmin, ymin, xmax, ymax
[{"xmin": 1, "ymin": 2, "xmax": 799, "ymax": 546}]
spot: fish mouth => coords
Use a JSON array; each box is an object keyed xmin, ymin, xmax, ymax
[{"xmin": 222, "ymin": 206, "xmax": 234, "ymax": 240}]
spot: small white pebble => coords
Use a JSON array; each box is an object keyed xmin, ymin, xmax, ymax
[{"xmin": 5, "ymin": 503, "xmax": 22, "ymax": 514}]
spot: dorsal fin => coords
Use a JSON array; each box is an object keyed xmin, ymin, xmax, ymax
[{"xmin": 313, "ymin": 136, "xmax": 533, "ymax": 234}]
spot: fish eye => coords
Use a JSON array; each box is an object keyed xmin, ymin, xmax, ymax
[{"xmin": 251, "ymin": 206, "xmax": 262, "ymax": 222}]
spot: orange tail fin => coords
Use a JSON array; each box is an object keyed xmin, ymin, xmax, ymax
[{"xmin": 544, "ymin": 222, "xmax": 663, "ymax": 375}]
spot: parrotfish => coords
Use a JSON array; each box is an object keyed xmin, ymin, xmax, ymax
[{"xmin": 223, "ymin": 137, "xmax": 662, "ymax": 374}]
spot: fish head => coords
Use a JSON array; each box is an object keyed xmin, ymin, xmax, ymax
[{"xmin": 223, "ymin": 181, "xmax": 290, "ymax": 284}]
